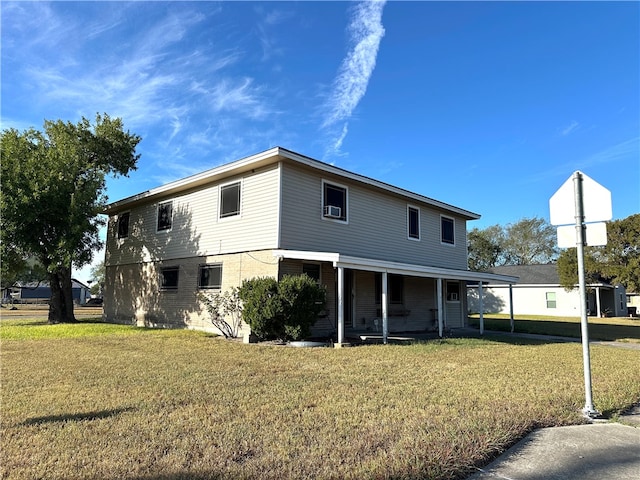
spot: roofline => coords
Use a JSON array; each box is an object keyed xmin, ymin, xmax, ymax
[
  {"xmin": 273, "ymin": 250, "xmax": 518, "ymax": 284},
  {"xmin": 104, "ymin": 147, "xmax": 481, "ymax": 220}
]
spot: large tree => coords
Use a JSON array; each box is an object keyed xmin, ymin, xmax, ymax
[
  {"xmin": 557, "ymin": 214, "xmax": 640, "ymax": 292},
  {"xmin": 1, "ymin": 115, "xmax": 140, "ymax": 322},
  {"xmin": 468, "ymin": 217, "xmax": 558, "ymax": 271}
]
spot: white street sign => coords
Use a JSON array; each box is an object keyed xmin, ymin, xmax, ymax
[
  {"xmin": 549, "ymin": 172, "xmax": 612, "ymax": 226},
  {"xmin": 557, "ymin": 222, "xmax": 608, "ymax": 248}
]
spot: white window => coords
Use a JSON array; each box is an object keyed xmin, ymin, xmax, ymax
[
  {"xmin": 441, "ymin": 216, "xmax": 455, "ymax": 245},
  {"xmin": 198, "ymin": 264, "xmax": 222, "ymax": 290},
  {"xmin": 546, "ymin": 292, "xmax": 557, "ymax": 309},
  {"xmin": 157, "ymin": 201, "xmax": 173, "ymax": 232},
  {"xmin": 322, "ymin": 181, "xmax": 347, "ymax": 222},
  {"xmin": 408, "ymin": 206, "xmax": 420, "ymax": 240},
  {"xmin": 220, "ymin": 181, "xmax": 241, "ymax": 219}
]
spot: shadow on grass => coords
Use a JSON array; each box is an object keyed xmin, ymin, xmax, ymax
[{"xmin": 20, "ymin": 407, "xmax": 135, "ymax": 426}]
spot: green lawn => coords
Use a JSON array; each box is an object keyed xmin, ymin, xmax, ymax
[
  {"xmin": 468, "ymin": 314, "xmax": 640, "ymax": 343},
  {"xmin": 2, "ymin": 318, "xmax": 639, "ymax": 480}
]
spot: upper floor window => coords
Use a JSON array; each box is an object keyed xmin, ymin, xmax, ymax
[
  {"xmin": 441, "ymin": 215, "xmax": 455, "ymax": 245},
  {"xmin": 198, "ymin": 264, "xmax": 222, "ymax": 290},
  {"xmin": 157, "ymin": 201, "xmax": 173, "ymax": 232},
  {"xmin": 117, "ymin": 212, "xmax": 130, "ymax": 239},
  {"xmin": 160, "ymin": 266, "xmax": 179, "ymax": 290},
  {"xmin": 408, "ymin": 206, "xmax": 420, "ymax": 240},
  {"xmin": 323, "ymin": 181, "xmax": 347, "ymax": 222},
  {"xmin": 220, "ymin": 181, "xmax": 241, "ymax": 219}
]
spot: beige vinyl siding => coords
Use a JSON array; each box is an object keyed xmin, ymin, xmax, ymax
[
  {"xmin": 105, "ymin": 165, "xmax": 280, "ymax": 267},
  {"xmin": 279, "ymin": 163, "xmax": 469, "ymax": 270}
]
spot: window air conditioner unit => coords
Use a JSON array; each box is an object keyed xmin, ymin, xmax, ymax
[{"xmin": 324, "ymin": 205, "xmax": 342, "ymax": 218}]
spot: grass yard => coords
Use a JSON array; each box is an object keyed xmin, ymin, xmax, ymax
[
  {"xmin": 2, "ymin": 319, "xmax": 639, "ymax": 480},
  {"xmin": 468, "ymin": 314, "xmax": 640, "ymax": 343}
]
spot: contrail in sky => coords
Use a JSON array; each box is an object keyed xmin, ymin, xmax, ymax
[{"xmin": 323, "ymin": 0, "xmax": 386, "ymax": 156}]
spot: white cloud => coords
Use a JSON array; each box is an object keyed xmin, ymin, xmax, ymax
[
  {"xmin": 559, "ymin": 120, "xmax": 580, "ymax": 136},
  {"xmin": 321, "ymin": 0, "xmax": 386, "ymax": 156}
]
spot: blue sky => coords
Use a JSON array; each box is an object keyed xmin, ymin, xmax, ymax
[{"xmin": 2, "ymin": 1, "xmax": 639, "ymax": 282}]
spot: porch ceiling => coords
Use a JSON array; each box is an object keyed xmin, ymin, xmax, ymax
[{"xmin": 272, "ymin": 250, "xmax": 518, "ymax": 284}]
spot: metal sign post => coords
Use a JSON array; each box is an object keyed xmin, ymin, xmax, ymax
[
  {"xmin": 550, "ymin": 171, "xmax": 611, "ymax": 419},
  {"xmin": 572, "ymin": 172, "xmax": 598, "ymax": 417}
]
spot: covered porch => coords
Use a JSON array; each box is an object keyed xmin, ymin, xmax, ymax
[{"xmin": 273, "ymin": 250, "xmax": 518, "ymax": 345}]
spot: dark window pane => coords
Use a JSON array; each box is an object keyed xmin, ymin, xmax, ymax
[
  {"xmin": 221, "ymin": 182, "xmax": 240, "ymax": 218},
  {"xmin": 323, "ymin": 183, "xmax": 346, "ymax": 221},
  {"xmin": 160, "ymin": 267, "xmax": 179, "ymax": 289},
  {"xmin": 198, "ymin": 265, "xmax": 222, "ymax": 289},
  {"xmin": 441, "ymin": 217, "xmax": 454, "ymax": 244},
  {"xmin": 302, "ymin": 263, "xmax": 321, "ymax": 282},
  {"xmin": 408, "ymin": 207, "xmax": 419, "ymax": 239},
  {"xmin": 117, "ymin": 212, "xmax": 130, "ymax": 239},
  {"xmin": 157, "ymin": 202, "xmax": 173, "ymax": 231}
]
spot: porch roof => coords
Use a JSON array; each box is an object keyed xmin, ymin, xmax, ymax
[{"xmin": 272, "ymin": 250, "xmax": 518, "ymax": 285}]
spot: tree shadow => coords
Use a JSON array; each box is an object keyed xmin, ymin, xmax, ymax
[
  {"xmin": 105, "ymin": 203, "xmax": 205, "ymax": 329},
  {"xmin": 19, "ymin": 406, "xmax": 135, "ymax": 426}
]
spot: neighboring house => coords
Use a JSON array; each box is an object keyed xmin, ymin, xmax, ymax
[
  {"xmin": 102, "ymin": 147, "xmax": 516, "ymax": 342},
  {"xmin": 13, "ymin": 279, "xmax": 92, "ymax": 305},
  {"xmin": 467, "ymin": 264, "xmax": 627, "ymax": 318}
]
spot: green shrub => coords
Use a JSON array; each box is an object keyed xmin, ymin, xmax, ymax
[
  {"xmin": 279, "ymin": 274, "xmax": 326, "ymax": 341},
  {"xmin": 238, "ymin": 275, "xmax": 326, "ymax": 341},
  {"xmin": 238, "ymin": 277, "xmax": 282, "ymax": 340}
]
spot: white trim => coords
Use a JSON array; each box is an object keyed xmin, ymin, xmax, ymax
[{"xmin": 272, "ymin": 249, "xmax": 518, "ymax": 284}]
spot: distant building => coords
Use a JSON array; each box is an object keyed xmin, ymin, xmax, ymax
[
  {"xmin": 13, "ymin": 279, "xmax": 92, "ymax": 305},
  {"xmin": 467, "ymin": 264, "xmax": 627, "ymax": 318}
]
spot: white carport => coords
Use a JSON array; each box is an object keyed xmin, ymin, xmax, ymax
[{"xmin": 273, "ymin": 250, "xmax": 518, "ymax": 345}]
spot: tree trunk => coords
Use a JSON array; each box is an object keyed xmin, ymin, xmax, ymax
[{"xmin": 47, "ymin": 267, "xmax": 77, "ymax": 324}]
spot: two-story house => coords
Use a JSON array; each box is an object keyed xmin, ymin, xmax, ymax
[{"xmin": 103, "ymin": 147, "xmax": 516, "ymax": 343}]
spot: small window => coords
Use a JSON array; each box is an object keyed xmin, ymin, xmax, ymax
[
  {"xmin": 441, "ymin": 216, "xmax": 455, "ymax": 245},
  {"xmin": 323, "ymin": 181, "xmax": 347, "ymax": 222},
  {"xmin": 198, "ymin": 264, "xmax": 222, "ymax": 290},
  {"xmin": 447, "ymin": 282, "xmax": 460, "ymax": 302},
  {"xmin": 302, "ymin": 263, "xmax": 321, "ymax": 283},
  {"xmin": 160, "ymin": 267, "xmax": 179, "ymax": 290},
  {"xmin": 546, "ymin": 292, "xmax": 557, "ymax": 309},
  {"xmin": 117, "ymin": 212, "xmax": 130, "ymax": 239},
  {"xmin": 157, "ymin": 201, "xmax": 173, "ymax": 232},
  {"xmin": 408, "ymin": 206, "xmax": 420, "ymax": 240},
  {"xmin": 220, "ymin": 181, "xmax": 241, "ymax": 218}
]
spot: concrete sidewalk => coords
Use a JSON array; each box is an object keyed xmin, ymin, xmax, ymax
[{"xmin": 466, "ymin": 407, "xmax": 640, "ymax": 480}]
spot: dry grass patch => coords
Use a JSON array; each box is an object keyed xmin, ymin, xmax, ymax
[{"xmin": 2, "ymin": 322, "xmax": 639, "ymax": 480}]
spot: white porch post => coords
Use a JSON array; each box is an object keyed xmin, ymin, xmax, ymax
[
  {"xmin": 337, "ymin": 266, "xmax": 345, "ymax": 344},
  {"xmin": 479, "ymin": 282, "xmax": 484, "ymax": 336},
  {"xmin": 382, "ymin": 271, "xmax": 389, "ymax": 344},
  {"xmin": 509, "ymin": 284, "xmax": 515, "ymax": 333},
  {"xmin": 595, "ymin": 286, "xmax": 601, "ymax": 317},
  {"xmin": 437, "ymin": 278, "xmax": 444, "ymax": 337}
]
